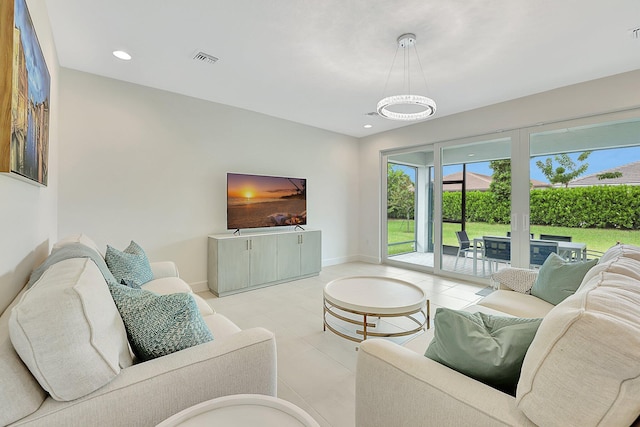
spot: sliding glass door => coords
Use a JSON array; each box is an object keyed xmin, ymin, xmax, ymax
[
  {"xmin": 383, "ymin": 149, "xmax": 435, "ymax": 268},
  {"xmin": 527, "ymin": 116, "xmax": 640, "ymax": 260},
  {"xmin": 439, "ymin": 136, "xmax": 513, "ymax": 278},
  {"xmin": 381, "ymin": 108, "xmax": 640, "ymax": 281}
]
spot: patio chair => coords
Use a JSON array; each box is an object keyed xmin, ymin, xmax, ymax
[
  {"xmin": 539, "ymin": 234, "xmax": 572, "ymax": 242},
  {"xmin": 506, "ymin": 231, "xmax": 534, "ymax": 239},
  {"xmin": 539, "ymin": 234, "xmax": 572, "ymax": 259},
  {"xmin": 454, "ymin": 230, "xmax": 477, "ymax": 271},
  {"xmin": 530, "ymin": 240, "xmax": 559, "ymax": 267},
  {"xmin": 483, "ymin": 236, "xmax": 511, "ymax": 273}
]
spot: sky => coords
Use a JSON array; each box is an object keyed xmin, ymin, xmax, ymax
[
  {"xmin": 393, "ymin": 146, "xmax": 640, "ymax": 184},
  {"xmin": 227, "ymin": 173, "xmax": 304, "ymax": 199},
  {"xmin": 468, "ymin": 146, "xmax": 640, "ymax": 183}
]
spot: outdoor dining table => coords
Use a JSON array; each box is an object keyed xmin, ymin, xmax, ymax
[{"xmin": 472, "ymin": 237, "xmax": 587, "ymax": 275}]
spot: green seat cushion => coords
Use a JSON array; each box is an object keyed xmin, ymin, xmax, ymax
[
  {"xmin": 425, "ymin": 308, "xmax": 542, "ymax": 395},
  {"xmin": 108, "ymin": 283, "xmax": 213, "ymax": 361},
  {"xmin": 530, "ymin": 253, "xmax": 598, "ymax": 305},
  {"xmin": 105, "ymin": 241, "xmax": 153, "ymax": 288}
]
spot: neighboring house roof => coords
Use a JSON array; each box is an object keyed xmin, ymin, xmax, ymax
[
  {"xmin": 567, "ymin": 160, "xmax": 640, "ymax": 187},
  {"xmin": 443, "ymin": 172, "xmax": 550, "ymax": 192}
]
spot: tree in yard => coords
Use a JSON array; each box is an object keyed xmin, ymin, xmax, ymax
[
  {"xmin": 597, "ymin": 171, "xmax": 623, "ymax": 180},
  {"xmin": 535, "ymin": 151, "xmax": 591, "ymax": 188},
  {"xmin": 387, "ymin": 165, "xmax": 415, "ymax": 229},
  {"xmin": 489, "ymin": 159, "xmax": 511, "ymax": 201}
]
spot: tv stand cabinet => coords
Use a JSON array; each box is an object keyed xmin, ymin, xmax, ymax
[{"xmin": 208, "ymin": 230, "xmax": 321, "ymax": 297}]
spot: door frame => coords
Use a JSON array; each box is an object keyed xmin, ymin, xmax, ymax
[{"xmin": 379, "ymin": 107, "xmax": 640, "ymax": 282}]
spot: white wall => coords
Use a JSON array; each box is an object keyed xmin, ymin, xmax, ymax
[
  {"xmin": 0, "ymin": 0, "xmax": 59, "ymax": 313},
  {"xmin": 358, "ymin": 70, "xmax": 640, "ymax": 263},
  {"xmin": 58, "ymin": 69, "xmax": 359, "ymax": 290},
  {"xmin": 7, "ymin": 3, "xmax": 640, "ymax": 306}
]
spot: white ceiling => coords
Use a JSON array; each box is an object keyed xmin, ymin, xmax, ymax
[{"xmin": 44, "ymin": 0, "xmax": 640, "ymax": 138}]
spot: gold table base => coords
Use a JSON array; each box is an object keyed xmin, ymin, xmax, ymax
[{"xmin": 323, "ymin": 298, "xmax": 430, "ymax": 343}]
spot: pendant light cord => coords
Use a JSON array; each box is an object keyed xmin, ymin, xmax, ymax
[
  {"xmin": 412, "ymin": 42, "xmax": 431, "ymax": 95},
  {"xmin": 380, "ymin": 45, "xmax": 401, "ymax": 99}
]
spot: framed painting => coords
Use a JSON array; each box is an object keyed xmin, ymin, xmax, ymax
[{"xmin": 0, "ymin": 0, "xmax": 50, "ymax": 186}]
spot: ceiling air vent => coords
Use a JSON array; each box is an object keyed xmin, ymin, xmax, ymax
[{"xmin": 193, "ymin": 51, "xmax": 219, "ymax": 64}]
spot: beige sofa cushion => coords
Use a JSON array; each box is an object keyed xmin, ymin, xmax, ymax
[
  {"xmin": 203, "ymin": 313, "xmax": 242, "ymax": 339},
  {"xmin": 476, "ymin": 290, "xmax": 554, "ymax": 318},
  {"xmin": 9, "ymin": 258, "xmax": 133, "ymax": 401},
  {"xmin": 516, "ymin": 256, "xmax": 640, "ymax": 426}
]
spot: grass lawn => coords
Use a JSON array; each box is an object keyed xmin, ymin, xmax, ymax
[
  {"xmin": 388, "ymin": 219, "xmax": 640, "ymax": 254},
  {"xmin": 388, "ymin": 219, "xmax": 416, "ymax": 255}
]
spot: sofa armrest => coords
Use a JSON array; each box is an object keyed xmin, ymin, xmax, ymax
[
  {"xmin": 150, "ymin": 261, "xmax": 179, "ymax": 279},
  {"xmin": 356, "ymin": 339, "xmax": 535, "ymax": 427},
  {"xmin": 490, "ymin": 267, "xmax": 538, "ymax": 293},
  {"xmin": 14, "ymin": 327, "xmax": 276, "ymax": 427}
]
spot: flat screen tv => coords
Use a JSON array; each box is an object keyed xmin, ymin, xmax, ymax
[{"xmin": 227, "ymin": 173, "xmax": 307, "ymax": 230}]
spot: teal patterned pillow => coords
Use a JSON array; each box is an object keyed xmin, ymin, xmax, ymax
[
  {"xmin": 108, "ymin": 283, "xmax": 213, "ymax": 361},
  {"xmin": 105, "ymin": 241, "xmax": 153, "ymax": 288}
]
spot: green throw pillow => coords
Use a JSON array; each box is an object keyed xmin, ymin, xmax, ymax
[
  {"xmin": 530, "ymin": 252, "xmax": 598, "ymax": 305},
  {"xmin": 425, "ymin": 308, "xmax": 542, "ymax": 395},
  {"xmin": 105, "ymin": 241, "xmax": 153, "ymax": 288},
  {"xmin": 108, "ymin": 283, "xmax": 213, "ymax": 361}
]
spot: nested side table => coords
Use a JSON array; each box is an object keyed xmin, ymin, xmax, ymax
[
  {"xmin": 156, "ymin": 394, "xmax": 320, "ymax": 427},
  {"xmin": 323, "ymin": 276, "xmax": 429, "ymax": 342}
]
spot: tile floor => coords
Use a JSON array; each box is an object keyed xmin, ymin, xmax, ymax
[
  {"xmin": 197, "ymin": 261, "xmax": 486, "ymax": 427},
  {"xmin": 389, "ymin": 251, "xmax": 509, "ymax": 278}
]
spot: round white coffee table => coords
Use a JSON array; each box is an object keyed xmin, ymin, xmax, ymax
[
  {"xmin": 156, "ymin": 394, "xmax": 320, "ymax": 427},
  {"xmin": 323, "ymin": 276, "xmax": 430, "ymax": 342}
]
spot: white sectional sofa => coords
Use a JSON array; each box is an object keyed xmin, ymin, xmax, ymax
[
  {"xmin": 356, "ymin": 244, "xmax": 640, "ymax": 427},
  {"xmin": 0, "ymin": 235, "xmax": 277, "ymax": 426}
]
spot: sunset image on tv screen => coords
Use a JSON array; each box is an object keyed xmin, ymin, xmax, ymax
[{"xmin": 227, "ymin": 173, "xmax": 306, "ymax": 229}]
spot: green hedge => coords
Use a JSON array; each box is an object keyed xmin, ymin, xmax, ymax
[{"xmin": 442, "ymin": 185, "xmax": 640, "ymax": 230}]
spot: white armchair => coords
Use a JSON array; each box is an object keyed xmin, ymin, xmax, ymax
[
  {"xmin": 356, "ymin": 245, "xmax": 640, "ymax": 427},
  {"xmin": 356, "ymin": 339, "xmax": 535, "ymax": 427}
]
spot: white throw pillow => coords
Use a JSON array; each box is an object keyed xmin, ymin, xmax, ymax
[
  {"xmin": 9, "ymin": 258, "xmax": 132, "ymax": 401},
  {"xmin": 598, "ymin": 243, "xmax": 640, "ymax": 264},
  {"xmin": 516, "ymin": 256, "xmax": 640, "ymax": 426}
]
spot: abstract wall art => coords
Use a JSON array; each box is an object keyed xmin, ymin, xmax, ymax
[{"xmin": 1, "ymin": 0, "xmax": 50, "ymax": 186}]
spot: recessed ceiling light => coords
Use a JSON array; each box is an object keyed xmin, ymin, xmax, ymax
[
  {"xmin": 113, "ymin": 50, "xmax": 132, "ymax": 61},
  {"xmin": 364, "ymin": 124, "xmax": 373, "ymax": 129},
  {"xmin": 468, "ymin": 153, "xmax": 475, "ymax": 157}
]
